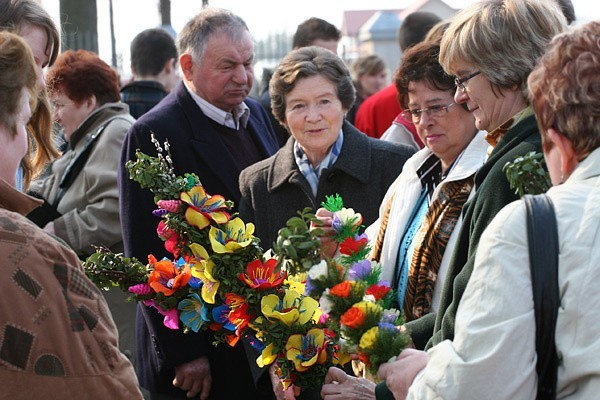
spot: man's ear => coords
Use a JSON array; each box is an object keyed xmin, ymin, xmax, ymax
[
  {"xmin": 548, "ymin": 128, "xmax": 577, "ymax": 176},
  {"xmin": 179, "ymin": 54, "xmax": 194, "ymax": 81}
]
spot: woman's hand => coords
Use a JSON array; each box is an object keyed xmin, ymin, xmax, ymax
[
  {"xmin": 377, "ymin": 348, "xmax": 427, "ymax": 400},
  {"xmin": 313, "ymin": 208, "xmax": 338, "ymax": 258},
  {"xmin": 321, "ymin": 366, "xmax": 376, "ymax": 400},
  {"xmin": 270, "ymin": 364, "xmax": 299, "ymax": 400}
]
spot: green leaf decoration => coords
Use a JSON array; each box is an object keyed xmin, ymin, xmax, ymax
[{"xmin": 503, "ymin": 151, "xmax": 551, "ymax": 197}]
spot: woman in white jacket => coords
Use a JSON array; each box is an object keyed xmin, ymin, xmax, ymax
[
  {"xmin": 321, "ymin": 37, "xmax": 488, "ymax": 400},
  {"xmin": 365, "ymin": 40, "xmax": 487, "ymax": 322},
  {"xmin": 379, "ymin": 20, "xmax": 600, "ymax": 400}
]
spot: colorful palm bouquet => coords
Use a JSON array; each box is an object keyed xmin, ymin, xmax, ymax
[
  {"xmin": 83, "ymin": 136, "xmax": 410, "ymax": 389},
  {"xmin": 303, "ymin": 196, "xmax": 411, "ymax": 376}
]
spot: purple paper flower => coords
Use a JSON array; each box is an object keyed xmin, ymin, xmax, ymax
[
  {"xmin": 381, "ymin": 309, "xmax": 400, "ymax": 324},
  {"xmin": 378, "ymin": 321, "xmax": 397, "ymax": 333},
  {"xmin": 152, "ymin": 208, "xmax": 168, "ymax": 217},
  {"xmin": 349, "ymin": 259, "xmax": 372, "ymax": 281},
  {"xmin": 331, "ymin": 214, "xmax": 342, "ymax": 232},
  {"xmin": 355, "ymin": 232, "xmax": 369, "ymax": 241}
]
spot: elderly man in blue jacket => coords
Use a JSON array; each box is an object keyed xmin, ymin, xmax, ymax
[{"xmin": 119, "ymin": 8, "xmax": 279, "ymax": 400}]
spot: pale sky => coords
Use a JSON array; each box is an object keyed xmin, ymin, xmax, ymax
[{"xmin": 42, "ymin": 0, "xmax": 599, "ymax": 78}]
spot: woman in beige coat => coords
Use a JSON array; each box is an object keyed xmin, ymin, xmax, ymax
[
  {"xmin": 0, "ymin": 31, "xmax": 142, "ymax": 400},
  {"xmin": 27, "ymin": 49, "xmax": 138, "ymax": 366}
]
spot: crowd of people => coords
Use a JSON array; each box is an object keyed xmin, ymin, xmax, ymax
[{"xmin": 0, "ymin": 0, "xmax": 598, "ymax": 399}]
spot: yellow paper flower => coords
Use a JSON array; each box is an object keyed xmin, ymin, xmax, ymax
[
  {"xmin": 285, "ymin": 328, "xmax": 328, "ymax": 372},
  {"xmin": 334, "ymin": 350, "xmax": 353, "ymax": 366},
  {"xmin": 256, "ymin": 343, "xmax": 277, "ymax": 368},
  {"xmin": 189, "ymin": 243, "xmax": 219, "ymax": 304},
  {"xmin": 285, "ymin": 272, "xmax": 307, "ymax": 294},
  {"xmin": 359, "ymin": 326, "xmax": 379, "ymax": 350},
  {"xmin": 209, "ymin": 218, "xmax": 255, "ymax": 253},
  {"xmin": 181, "ymin": 186, "xmax": 230, "ymax": 229},
  {"xmin": 354, "ymin": 300, "xmax": 382, "ymax": 315},
  {"xmin": 260, "ymin": 290, "xmax": 319, "ymax": 326}
]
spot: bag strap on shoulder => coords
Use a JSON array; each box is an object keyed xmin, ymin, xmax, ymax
[
  {"xmin": 52, "ymin": 115, "xmax": 130, "ymax": 207},
  {"xmin": 523, "ymin": 194, "xmax": 560, "ymax": 400}
]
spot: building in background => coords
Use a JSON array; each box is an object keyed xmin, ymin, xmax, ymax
[{"xmin": 341, "ymin": 0, "xmax": 457, "ymax": 69}]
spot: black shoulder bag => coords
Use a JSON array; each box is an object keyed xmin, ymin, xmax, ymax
[
  {"xmin": 524, "ymin": 194, "xmax": 560, "ymax": 400},
  {"xmin": 27, "ymin": 116, "xmax": 129, "ymax": 227}
]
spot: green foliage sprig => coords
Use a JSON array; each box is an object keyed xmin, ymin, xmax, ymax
[
  {"xmin": 83, "ymin": 245, "xmax": 148, "ymax": 292},
  {"xmin": 273, "ymin": 207, "xmax": 323, "ymax": 275},
  {"xmin": 503, "ymin": 151, "xmax": 551, "ymax": 196}
]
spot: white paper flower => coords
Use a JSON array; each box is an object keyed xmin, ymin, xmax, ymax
[
  {"xmin": 319, "ymin": 288, "xmax": 333, "ymax": 314},
  {"xmin": 308, "ymin": 260, "xmax": 328, "ymax": 280}
]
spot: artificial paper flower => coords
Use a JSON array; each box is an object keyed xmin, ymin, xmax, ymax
[
  {"xmin": 143, "ymin": 299, "xmax": 179, "ymax": 330},
  {"xmin": 285, "ymin": 272, "xmax": 307, "ymax": 294},
  {"xmin": 178, "ymin": 293, "xmax": 208, "ymax": 332},
  {"xmin": 209, "ymin": 218, "xmax": 255, "ymax": 253},
  {"xmin": 354, "ymin": 300, "xmax": 382, "ymax": 315},
  {"xmin": 147, "ymin": 257, "xmax": 191, "ymax": 296},
  {"xmin": 239, "ymin": 259, "xmax": 286, "ymax": 290},
  {"xmin": 189, "ymin": 244, "xmax": 220, "ymax": 304},
  {"xmin": 226, "ymin": 293, "xmax": 253, "ymax": 336},
  {"xmin": 181, "ymin": 185, "xmax": 230, "ymax": 229},
  {"xmin": 340, "ymin": 306, "xmax": 366, "ymax": 329},
  {"xmin": 156, "ymin": 220, "xmax": 181, "ymax": 256},
  {"xmin": 329, "ymin": 281, "xmax": 352, "ymax": 298},
  {"xmin": 212, "ymin": 304, "xmax": 236, "ymax": 331},
  {"xmin": 285, "ymin": 328, "xmax": 329, "ymax": 372},
  {"xmin": 340, "ymin": 236, "xmax": 369, "ymax": 256},
  {"xmin": 366, "ymin": 283, "xmax": 391, "ymax": 301},
  {"xmin": 261, "ymin": 290, "xmax": 319, "ymax": 326},
  {"xmin": 359, "ymin": 326, "xmax": 379, "ymax": 350},
  {"xmin": 307, "ymin": 260, "xmax": 328, "ymax": 280},
  {"xmin": 257, "ymin": 343, "xmax": 277, "ymax": 368},
  {"xmin": 335, "ymin": 208, "xmax": 363, "ymax": 229}
]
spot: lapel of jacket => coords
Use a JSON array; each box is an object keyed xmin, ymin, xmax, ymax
[
  {"xmin": 268, "ymin": 139, "xmax": 310, "ymax": 194},
  {"xmin": 175, "ymin": 84, "xmax": 241, "ymax": 199},
  {"xmin": 327, "ymin": 122, "xmax": 372, "ymax": 184},
  {"xmin": 245, "ymin": 100, "xmax": 279, "ymax": 158}
]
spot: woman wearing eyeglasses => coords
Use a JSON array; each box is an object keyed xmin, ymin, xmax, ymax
[
  {"xmin": 363, "ymin": 38, "xmax": 488, "ymax": 324},
  {"xmin": 320, "ymin": 37, "xmax": 488, "ymax": 400},
  {"xmin": 397, "ymin": 0, "xmax": 566, "ymax": 352}
]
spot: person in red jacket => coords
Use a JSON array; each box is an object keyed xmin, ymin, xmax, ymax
[{"xmin": 354, "ymin": 12, "xmax": 441, "ymax": 140}]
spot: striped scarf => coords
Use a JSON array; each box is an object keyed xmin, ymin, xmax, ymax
[
  {"xmin": 402, "ymin": 176, "xmax": 474, "ymax": 321},
  {"xmin": 294, "ymin": 130, "xmax": 344, "ymax": 197}
]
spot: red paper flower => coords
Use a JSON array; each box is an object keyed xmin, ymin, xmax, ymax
[
  {"xmin": 339, "ymin": 236, "xmax": 369, "ymax": 256},
  {"xmin": 366, "ymin": 284, "xmax": 391, "ymax": 300},
  {"xmin": 238, "ymin": 259, "xmax": 286, "ymax": 290}
]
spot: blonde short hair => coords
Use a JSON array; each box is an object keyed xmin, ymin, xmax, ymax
[{"xmin": 439, "ymin": 0, "xmax": 566, "ymax": 100}]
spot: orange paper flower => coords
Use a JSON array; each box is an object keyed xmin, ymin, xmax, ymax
[
  {"xmin": 147, "ymin": 257, "xmax": 192, "ymax": 296},
  {"xmin": 329, "ymin": 281, "xmax": 352, "ymax": 298},
  {"xmin": 340, "ymin": 306, "xmax": 365, "ymax": 329}
]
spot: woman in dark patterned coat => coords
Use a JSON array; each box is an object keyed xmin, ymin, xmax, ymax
[{"xmin": 239, "ymin": 46, "xmax": 414, "ymax": 250}]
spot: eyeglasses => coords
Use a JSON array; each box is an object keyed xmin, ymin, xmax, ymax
[
  {"xmin": 455, "ymin": 71, "xmax": 481, "ymax": 92},
  {"xmin": 401, "ymin": 102, "xmax": 456, "ymax": 123}
]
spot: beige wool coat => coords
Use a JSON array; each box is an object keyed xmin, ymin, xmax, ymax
[{"xmin": 29, "ymin": 102, "xmax": 134, "ymax": 258}]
